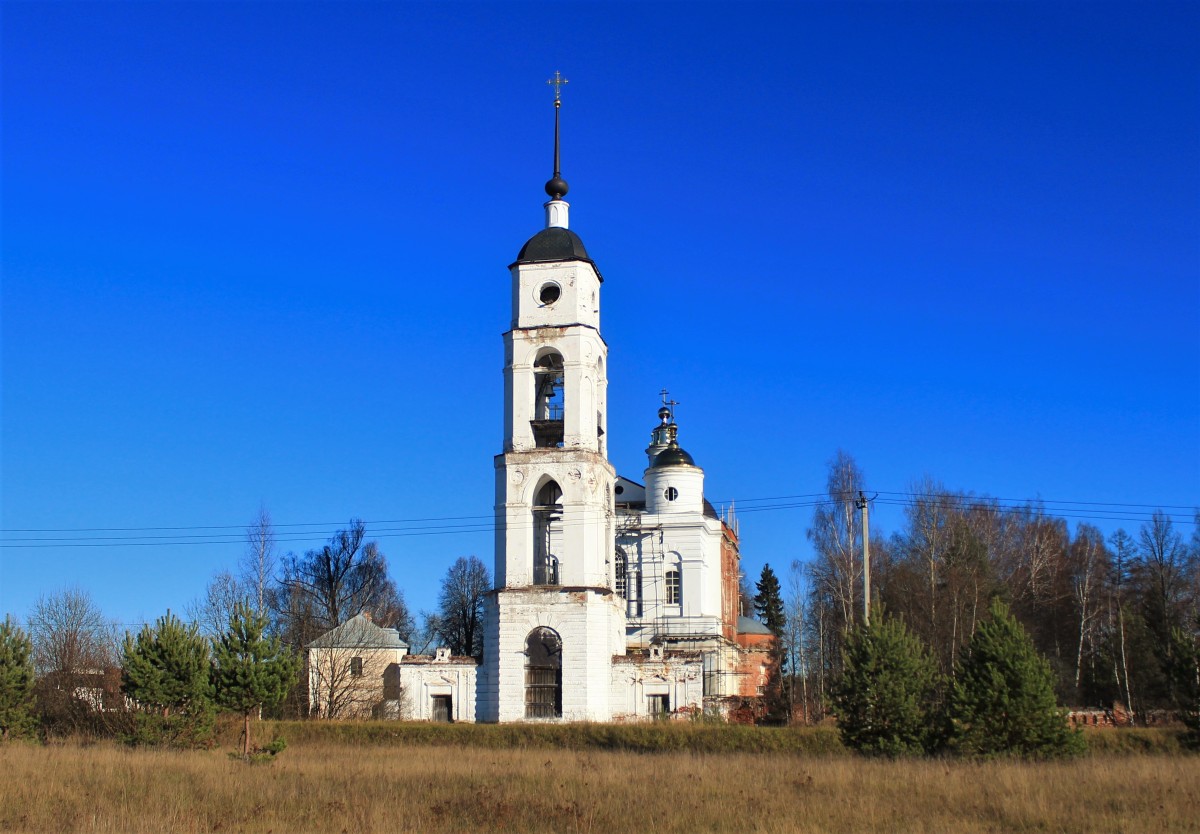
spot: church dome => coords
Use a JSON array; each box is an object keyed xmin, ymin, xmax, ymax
[
  {"xmin": 517, "ymin": 227, "xmax": 590, "ymax": 264},
  {"xmin": 651, "ymin": 441, "xmax": 695, "ymax": 468}
]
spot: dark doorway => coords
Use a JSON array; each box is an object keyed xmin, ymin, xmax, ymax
[{"xmin": 432, "ymin": 695, "xmax": 453, "ymax": 723}]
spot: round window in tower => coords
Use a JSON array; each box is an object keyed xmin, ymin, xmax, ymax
[
  {"xmin": 538, "ymin": 283, "xmax": 561, "ymax": 305},
  {"xmin": 665, "ymin": 487, "xmax": 679, "ymax": 502}
]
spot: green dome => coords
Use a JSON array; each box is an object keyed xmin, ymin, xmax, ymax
[{"xmin": 652, "ymin": 442, "xmax": 695, "ymax": 468}]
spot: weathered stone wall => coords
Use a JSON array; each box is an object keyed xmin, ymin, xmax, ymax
[
  {"xmin": 610, "ymin": 648, "xmax": 704, "ymax": 720},
  {"xmin": 481, "ymin": 587, "xmax": 625, "ymax": 722},
  {"xmin": 394, "ymin": 649, "xmax": 478, "ymax": 722}
]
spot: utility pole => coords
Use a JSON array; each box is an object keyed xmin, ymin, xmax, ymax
[{"xmin": 857, "ymin": 491, "xmax": 870, "ymax": 626}]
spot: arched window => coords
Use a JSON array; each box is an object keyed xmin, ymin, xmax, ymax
[
  {"xmin": 665, "ymin": 569, "xmax": 681, "ymax": 606},
  {"xmin": 614, "ymin": 549, "xmax": 627, "ymax": 598},
  {"xmin": 533, "ymin": 480, "xmax": 562, "ymax": 585},
  {"xmin": 531, "ymin": 352, "xmax": 565, "ymax": 447},
  {"xmin": 525, "ymin": 627, "xmax": 562, "ymax": 718}
]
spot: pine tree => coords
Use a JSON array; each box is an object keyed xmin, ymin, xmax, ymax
[
  {"xmin": 947, "ymin": 600, "xmax": 1084, "ymax": 758},
  {"xmin": 831, "ymin": 615, "xmax": 941, "ymax": 756},
  {"xmin": 1166, "ymin": 618, "xmax": 1200, "ymax": 747},
  {"xmin": 0, "ymin": 618, "xmax": 37, "ymax": 741},
  {"xmin": 211, "ymin": 603, "xmax": 299, "ymax": 758},
  {"xmin": 122, "ymin": 611, "xmax": 213, "ymax": 746}
]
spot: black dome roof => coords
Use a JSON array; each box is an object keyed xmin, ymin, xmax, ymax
[
  {"xmin": 516, "ymin": 227, "xmax": 591, "ymax": 265},
  {"xmin": 652, "ymin": 442, "xmax": 695, "ymax": 468}
]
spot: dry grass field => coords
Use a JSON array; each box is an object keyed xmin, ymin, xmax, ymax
[{"xmin": 2, "ymin": 731, "xmax": 1197, "ymax": 833}]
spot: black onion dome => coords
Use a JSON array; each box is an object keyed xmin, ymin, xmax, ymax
[
  {"xmin": 515, "ymin": 227, "xmax": 602, "ymax": 281},
  {"xmin": 652, "ymin": 442, "xmax": 695, "ymax": 468},
  {"xmin": 517, "ymin": 227, "xmax": 588, "ymax": 262}
]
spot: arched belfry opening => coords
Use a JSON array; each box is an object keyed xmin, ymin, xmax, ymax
[
  {"xmin": 524, "ymin": 627, "xmax": 562, "ymax": 718},
  {"xmin": 533, "ymin": 480, "xmax": 562, "ymax": 585},
  {"xmin": 531, "ymin": 351, "xmax": 565, "ymax": 447}
]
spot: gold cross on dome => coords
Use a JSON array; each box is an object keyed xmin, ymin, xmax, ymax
[
  {"xmin": 547, "ymin": 71, "xmax": 569, "ymax": 104},
  {"xmin": 659, "ymin": 389, "xmax": 679, "ymax": 417}
]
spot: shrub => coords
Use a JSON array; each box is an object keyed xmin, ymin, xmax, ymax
[{"xmin": 124, "ymin": 703, "xmax": 216, "ymax": 749}]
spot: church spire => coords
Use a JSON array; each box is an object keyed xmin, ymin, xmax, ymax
[
  {"xmin": 646, "ymin": 391, "xmax": 680, "ymax": 466},
  {"xmin": 543, "ymin": 72, "xmax": 570, "ymax": 229}
]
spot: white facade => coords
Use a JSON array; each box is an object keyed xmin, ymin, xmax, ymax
[
  {"xmin": 476, "ymin": 133, "xmax": 765, "ymax": 721},
  {"xmin": 396, "ymin": 648, "xmax": 478, "ymax": 723},
  {"xmin": 622, "ymin": 452, "xmax": 729, "ymax": 648}
]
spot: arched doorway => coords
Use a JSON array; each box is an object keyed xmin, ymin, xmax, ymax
[{"xmin": 524, "ymin": 627, "xmax": 562, "ymax": 718}]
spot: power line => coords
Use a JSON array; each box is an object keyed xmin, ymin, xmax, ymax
[
  {"xmin": 0, "ymin": 513, "xmax": 497, "ymax": 534},
  {"xmin": 1, "ymin": 491, "xmax": 1193, "ymax": 549},
  {"xmin": 4, "ymin": 490, "xmax": 1193, "ymax": 538}
]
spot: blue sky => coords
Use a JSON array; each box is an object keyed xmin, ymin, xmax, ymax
[{"xmin": 3, "ymin": 1, "xmax": 1197, "ymax": 631}]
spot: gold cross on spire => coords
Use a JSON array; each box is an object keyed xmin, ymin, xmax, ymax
[{"xmin": 547, "ymin": 71, "xmax": 569, "ymax": 106}]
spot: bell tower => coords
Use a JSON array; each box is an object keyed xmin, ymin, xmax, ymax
[{"xmin": 479, "ymin": 75, "xmax": 625, "ymax": 723}]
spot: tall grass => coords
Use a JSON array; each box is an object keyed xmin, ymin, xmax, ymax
[
  {"xmin": 257, "ymin": 718, "xmax": 848, "ymax": 754},
  {"xmin": 253, "ymin": 719, "xmax": 1191, "ymax": 757},
  {"xmin": 3, "ymin": 737, "xmax": 1197, "ymax": 833}
]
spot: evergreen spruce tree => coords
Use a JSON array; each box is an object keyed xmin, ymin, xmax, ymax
[
  {"xmin": 122, "ymin": 611, "xmax": 213, "ymax": 747},
  {"xmin": 753, "ymin": 563, "xmax": 786, "ymax": 636},
  {"xmin": 831, "ymin": 615, "xmax": 941, "ymax": 756},
  {"xmin": 753, "ymin": 564, "xmax": 788, "ymax": 719},
  {"xmin": 947, "ymin": 600, "xmax": 1084, "ymax": 758},
  {"xmin": 211, "ymin": 603, "xmax": 299, "ymax": 758},
  {"xmin": 0, "ymin": 618, "xmax": 37, "ymax": 741}
]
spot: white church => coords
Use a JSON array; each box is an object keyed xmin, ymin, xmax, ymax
[{"xmin": 308, "ymin": 83, "xmax": 773, "ymax": 723}]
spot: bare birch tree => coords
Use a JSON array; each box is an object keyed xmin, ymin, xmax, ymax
[
  {"xmin": 188, "ymin": 570, "xmax": 250, "ymax": 640},
  {"xmin": 1107, "ymin": 529, "xmax": 1136, "ymax": 718},
  {"xmin": 188, "ymin": 510, "xmax": 277, "ymax": 638},
  {"xmin": 240, "ymin": 507, "xmax": 277, "ymax": 617},
  {"xmin": 807, "ymin": 450, "xmax": 865, "ymax": 634},
  {"xmin": 785, "ymin": 560, "xmax": 811, "ymax": 724},
  {"xmin": 1070, "ymin": 524, "xmax": 1108, "ymax": 695}
]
